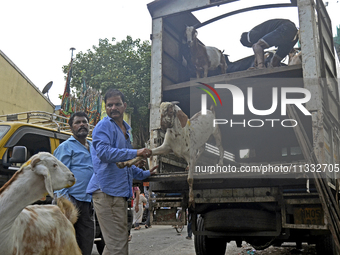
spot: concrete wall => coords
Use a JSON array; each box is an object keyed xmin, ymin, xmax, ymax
[{"xmin": 0, "ymin": 50, "xmax": 54, "ymax": 115}]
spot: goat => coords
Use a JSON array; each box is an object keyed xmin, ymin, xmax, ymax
[
  {"xmin": 288, "ymin": 48, "xmax": 302, "ymax": 65},
  {"xmin": 185, "ymin": 26, "xmax": 227, "ymax": 78},
  {"xmin": 117, "ymin": 102, "xmax": 224, "ymax": 207},
  {"xmin": 223, "ymin": 54, "xmax": 255, "ymax": 72},
  {"xmin": 221, "ymin": 51, "xmax": 279, "ymax": 73},
  {"xmin": 0, "ymin": 152, "xmax": 81, "ymax": 255}
]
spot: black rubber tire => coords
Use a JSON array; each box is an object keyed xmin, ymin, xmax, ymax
[
  {"xmin": 194, "ymin": 215, "xmax": 227, "ymax": 255},
  {"xmin": 204, "ymin": 208, "xmax": 277, "ymax": 232},
  {"xmin": 316, "ymin": 234, "xmax": 336, "ymax": 255}
]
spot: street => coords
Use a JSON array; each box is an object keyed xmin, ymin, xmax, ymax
[{"xmin": 91, "ymin": 225, "xmax": 318, "ymax": 255}]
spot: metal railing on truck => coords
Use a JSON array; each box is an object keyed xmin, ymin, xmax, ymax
[{"xmin": 0, "ymin": 111, "xmax": 94, "ymax": 136}]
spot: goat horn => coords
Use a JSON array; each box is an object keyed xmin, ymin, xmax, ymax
[
  {"xmin": 171, "ymin": 101, "xmax": 180, "ymax": 105},
  {"xmin": 31, "ymin": 155, "xmax": 41, "ymax": 168}
]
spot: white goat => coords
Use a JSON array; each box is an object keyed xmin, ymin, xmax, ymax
[
  {"xmin": 185, "ymin": 26, "xmax": 227, "ymax": 78},
  {"xmin": 0, "ymin": 152, "xmax": 81, "ymax": 255},
  {"xmin": 117, "ymin": 102, "xmax": 224, "ymax": 207}
]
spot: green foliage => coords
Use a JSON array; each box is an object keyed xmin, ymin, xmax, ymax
[
  {"xmin": 62, "ymin": 36, "xmax": 151, "ymax": 147},
  {"xmin": 334, "ymin": 26, "xmax": 340, "ymax": 60}
]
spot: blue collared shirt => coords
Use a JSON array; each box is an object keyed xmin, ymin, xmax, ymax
[
  {"xmin": 54, "ymin": 136, "xmax": 93, "ymax": 202},
  {"xmin": 86, "ymin": 116, "xmax": 150, "ymax": 198}
]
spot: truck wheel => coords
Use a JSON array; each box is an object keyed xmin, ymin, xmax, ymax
[
  {"xmin": 316, "ymin": 234, "xmax": 336, "ymax": 255},
  {"xmin": 194, "ymin": 215, "xmax": 227, "ymax": 255},
  {"xmin": 204, "ymin": 208, "xmax": 276, "ymax": 232}
]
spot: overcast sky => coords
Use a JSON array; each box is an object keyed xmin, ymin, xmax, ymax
[{"xmin": 1, "ymin": 0, "xmax": 339, "ymax": 106}]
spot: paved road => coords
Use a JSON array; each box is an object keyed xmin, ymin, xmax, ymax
[
  {"xmin": 92, "ymin": 225, "xmax": 195, "ymax": 255},
  {"xmin": 91, "ymin": 225, "xmax": 317, "ymax": 255}
]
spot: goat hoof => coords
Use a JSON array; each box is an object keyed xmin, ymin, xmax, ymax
[{"xmin": 116, "ymin": 162, "xmax": 124, "ymax": 168}]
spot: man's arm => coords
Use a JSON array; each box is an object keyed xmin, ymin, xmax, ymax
[
  {"xmin": 131, "ymin": 165, "xmax": 158, "ymax": 181},
  {"xmin": 140, "ymin": 195, "xmax": 147, "ymax": 204}
]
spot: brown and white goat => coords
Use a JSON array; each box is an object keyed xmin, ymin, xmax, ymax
[
  {"xmin": 0, "ymin": 152, "xmax": 81, "ymax": 255},
  {"xmin": 117, "ymin": 102, "xmax": 224, "ymax": 207},
  {"xmin": 185, "ymin": 26, "xmax": 227, "ymax": 78}
]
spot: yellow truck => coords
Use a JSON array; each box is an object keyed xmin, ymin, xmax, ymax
[{"xmin": 0, "ymin": 111, "xmax": 93, "ymax": 187}]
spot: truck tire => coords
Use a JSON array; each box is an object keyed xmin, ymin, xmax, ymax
[
  {"xmin": 316, "ymin": 234, "xmax": 336, "ymax": 255},
  {"xmin": 194, "ymin": 215, "xmax": 227, "ymax": 255},
  {"xmin": 204, "ymin": 208, "xmax": 277, "ymax": 232}
]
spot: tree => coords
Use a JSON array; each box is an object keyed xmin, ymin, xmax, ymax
[
  {"xmin": 334, "ymin": 26, "xmax": 340, "ymax": 60},
  {"xmin": 62, "ymin": 36, "xmax": 151, "ymax": 148}
]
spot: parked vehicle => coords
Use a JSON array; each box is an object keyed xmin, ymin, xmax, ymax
[
  {"xmin": 0, "ymin": 112, "xmax": 80, "ymax": 188},
  {"xmin": 146, "ymin": 1, "xmax": 340, "ymax": 254},
  {"xmin": 0, "ymin": 111, "xmax": 107, "ymax": 252}
]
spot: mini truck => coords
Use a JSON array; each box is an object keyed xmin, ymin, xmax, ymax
[
  {"xmin": 145, "ymin": 0, "xmax": 340, "ymax": 254},
  {"xmin": 0, "ymin": 111, "xmax": 109, "ymax": 253},
  {"xmin": 0, "ymin": 111, "xmax": 78, "ymax": 187}
]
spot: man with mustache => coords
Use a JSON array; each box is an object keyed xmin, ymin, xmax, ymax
[
  {"xmin": 87, "ymin": 88, "xmax": 156, "ymax": 255},
  {"xmin": 54, "ymin": 111, "xmax": 94, "ymax": 255}
]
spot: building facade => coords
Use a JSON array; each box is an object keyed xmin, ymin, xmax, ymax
[{"xmin": 0, "ymin": 50, "xmax": 54, "ymax": 115}]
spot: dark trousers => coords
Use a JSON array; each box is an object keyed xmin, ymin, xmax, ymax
[
  {"xmin": 145, "ymin": 208, "xmax": 151, "ymax": 226},
  {"xmin": 187, "ymin": 213, "xmax": 192, "ymax": 238},
  {"xmin": 70, "ymin": 197, "xmax": 95, "ymax": 255},
  {"xmin": 187, "ymin": 222, "xmax": 192, "ymax": 238},
  {"xmin": 128, "ymin": 207, "xmax": 133, "ymax": 235}
]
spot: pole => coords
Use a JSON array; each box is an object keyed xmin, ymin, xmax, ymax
[{"xmin": 70, "ymin": 47, "xmax": 76, "ymax": 59}]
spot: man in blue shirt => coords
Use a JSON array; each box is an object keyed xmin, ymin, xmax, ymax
[
  {"xmin": 87, "ymin": 88, "xmax": 156, "ymax": 255},
  {"xmin": 54, "ymin": 111, "xmax": 94, "ymax": 255}
]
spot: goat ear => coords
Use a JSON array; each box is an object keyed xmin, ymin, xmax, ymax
[
  {"xmin": 177, "ymin": 110, "xmax": 188, "ymax": 128},
  {"xmin": 171, "ymin": 101, "xmax": 179, "ymax": 105},
  {"xmin": 32, "ymin": 163, "xmax": 54, "ymax": 198},
  {"xmin": 30, "ymin": 155, "xmax": 41, "ymax": 167}
]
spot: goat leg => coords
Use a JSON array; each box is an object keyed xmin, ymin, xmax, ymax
[
  {"xmin": 196, "ymin": 70, "xmax": 201, "ymax": 79},
  {"xmin": 213, "ymin": 126, "xmax": 224, "ymax": 167},
  {"xmin": 203, "ymin": 65, "xmax": 209, "ymax": 78},
  {"xmin": 117, "ymin": 143, "xmax": 172, "ymax": 169},
  {"xmin": 116, "ymin": 156, "xmax": 144, "ymax": 168}
]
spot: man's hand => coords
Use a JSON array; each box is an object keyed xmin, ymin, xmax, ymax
[
  {"xmin": 149, "ymin": 165, "xmax": 159, "ymax": 175},
  {"xmin": 137, "ymin": 148, "xmax": 152, "ymax": 158},
  {"xmin": 135, "ymin": 159, "xmax": 146, "ymax": 169}
]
